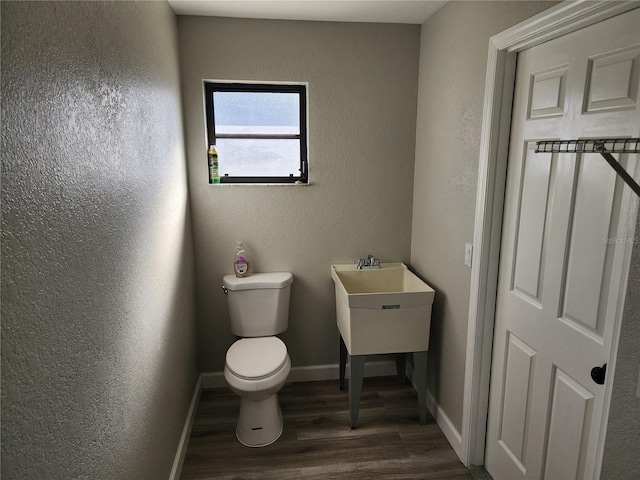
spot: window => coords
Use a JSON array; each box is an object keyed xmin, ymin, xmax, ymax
[{"xmin": 204, "ymin": 82, "xmax": 308, "ymax": 184}]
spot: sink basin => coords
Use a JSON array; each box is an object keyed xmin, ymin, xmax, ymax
[{"xmin": 331, "ymin": 263, "xmax": 435, "ymax": 355}]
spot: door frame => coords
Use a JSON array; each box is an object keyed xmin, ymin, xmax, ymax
[{"xmin": 463, "ymin": 0, "xmax": 640, "ymax": 469}]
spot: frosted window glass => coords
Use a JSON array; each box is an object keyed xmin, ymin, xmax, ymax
[
  {"xmin": 214, "ymin": 92, "xmax": 300, "ymax": 135},
  {"xmin": 217, "ymin": 139, "xmax": 300, "ymax": 177}
]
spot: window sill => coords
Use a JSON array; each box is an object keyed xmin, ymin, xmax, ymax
[{"xmin": 208, "ymin": 182, "xmax": 312, "ymax": 187}]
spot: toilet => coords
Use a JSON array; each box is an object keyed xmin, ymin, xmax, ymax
[{"xmin": 222, "ymin": 272, "xmax": 293, "ymax": 447}]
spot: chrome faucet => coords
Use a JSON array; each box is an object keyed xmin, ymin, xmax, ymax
[{"xmin": 357, "ymin": 254, "xmax": 381, "ymax": 269}]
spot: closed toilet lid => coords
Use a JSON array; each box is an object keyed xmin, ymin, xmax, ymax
[{"xmin": 226, "ymin": 337, "xmax": 288, "ymax": 380}]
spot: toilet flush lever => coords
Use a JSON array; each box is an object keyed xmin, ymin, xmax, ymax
[{"xmin": 222, "ymin": 285, "xmax": 229, "ymax": 295}]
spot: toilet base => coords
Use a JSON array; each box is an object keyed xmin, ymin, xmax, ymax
[{"xmin": 236, "ymin": 393, "xmax": 283, "ymax": 447}]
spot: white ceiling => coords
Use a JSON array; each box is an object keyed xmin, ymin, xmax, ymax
[{"xmin": 168, "ymin": 0, "xmax": 448, "ymax": 24}]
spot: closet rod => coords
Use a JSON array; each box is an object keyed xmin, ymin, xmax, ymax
[{"xmin": 535, "ymin": 138, "xmax": 640, "ymax": 197}]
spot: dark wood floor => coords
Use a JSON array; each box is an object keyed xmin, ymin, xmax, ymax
[{"xmin": 179, "ymin": 376, "xmax": 472, "ymax": 479}]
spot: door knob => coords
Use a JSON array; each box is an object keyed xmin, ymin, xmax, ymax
[{"xmin": 591, "ymin": 363, "xmax": 607, "ymax": 385}]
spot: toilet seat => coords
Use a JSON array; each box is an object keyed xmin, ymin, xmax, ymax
[{"xmin": 226, "ymin": 337, "xmax": 288, "ymax": 380}]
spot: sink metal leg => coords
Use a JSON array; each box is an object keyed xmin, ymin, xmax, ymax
[
  {"xmin": 348, "ymin": 354, "xmax": 366, "ymax": 428},
  {"xmin": 339, "ymin": 335, "xmax": 347, "ymax": 391},
  {"xmin": 395, "ymin": 353, "xmax": 407, "ymax": 385},
  {"xmin": 413, "ymin": 351, "xmax": 428, "ymax": 424}
]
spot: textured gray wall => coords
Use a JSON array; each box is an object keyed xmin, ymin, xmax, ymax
[
  {"xmin": 1, "ymin": 2, "xmax": 198, "ymax": 479},
  {"xmin": 602, "ymin": 209, "xmax": 640, "ymax": 479},
  {"xmin": 411, "ymin": 1, "xmax": 557, "ymax": 432},
  {"xmin": 177, "ymin": 16, "xmax": 420, "ymax": 372}
]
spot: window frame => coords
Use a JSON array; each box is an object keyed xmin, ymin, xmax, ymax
[{"xmin": 204, "ymin": 82, "xmax": 308, "ymax": 184}]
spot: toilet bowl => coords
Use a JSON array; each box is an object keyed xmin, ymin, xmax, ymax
[{"xmin": 224, "ymin": 336, "xmax": 291, "ymax": 447}]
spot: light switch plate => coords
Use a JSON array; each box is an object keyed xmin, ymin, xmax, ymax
[{"xmin": 465, "ymin": 243, "xmax": 473, "ymax": 268}]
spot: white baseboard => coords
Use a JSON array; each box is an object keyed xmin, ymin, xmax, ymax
[
  {"xmin": 287, "ymin": 359, "xmax": 398, "ymax": 383},
  {"xmin": 202, "ymin": 359, "xmax": 397, "ymax": 389},
  {"xmin": 426, "ymin": 390, "xmax": 465, "ymax": 463},
  {"xmin": 168, "ymin": 375, "xmax": 202, "ymax": 480},
  {"xmin": 405, "ymin": 361, "xmax": 465, "ymax": 464}
]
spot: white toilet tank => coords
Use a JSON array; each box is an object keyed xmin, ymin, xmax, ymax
[{"xmin": 223, "ymin": 272, "xmax": 293, "ymax": 337}]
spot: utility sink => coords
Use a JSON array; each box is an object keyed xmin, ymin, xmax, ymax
[{"xmin": 331, "ymin": 263, "xmax": 435, "ymax": 355}]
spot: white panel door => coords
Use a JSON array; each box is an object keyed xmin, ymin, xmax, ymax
[{"xmin": 485, "ymin": 9, "xmax": 640, "ymax": 480}]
